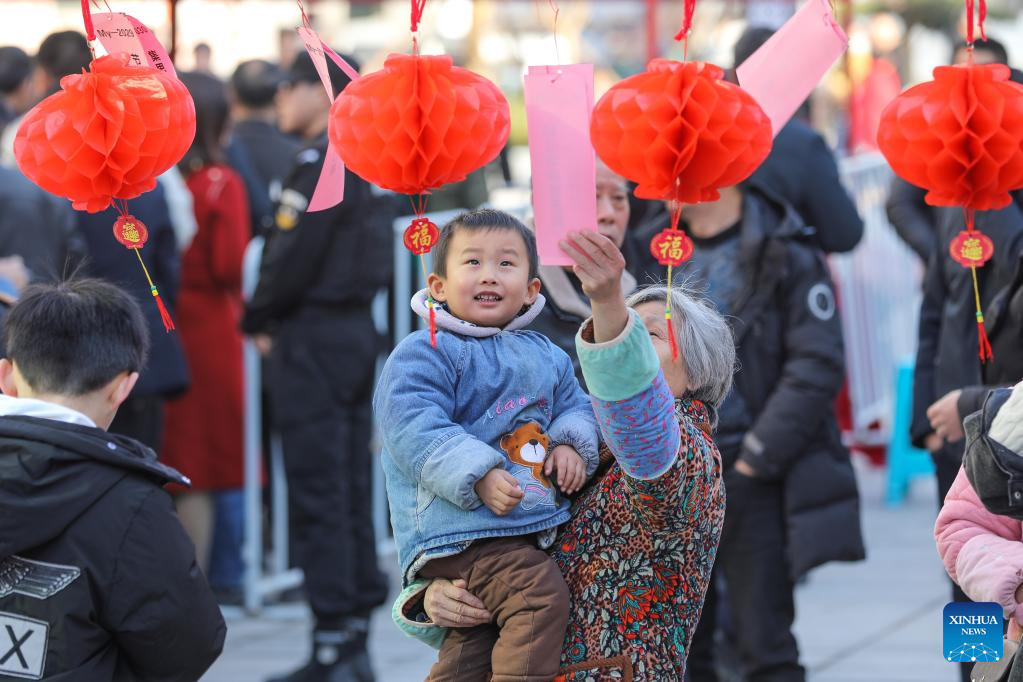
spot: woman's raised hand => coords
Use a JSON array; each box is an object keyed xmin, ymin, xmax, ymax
[
  {"xmin": 423, "ymin": 578, "xmax": 492, "ymax": 628},
  {"xmin": 560, "ymin": 231, "xmax": 626, "ymax": 304},
  {"xmin": 560, "ymin": 231, "xmax": 630, "ymax": 343}
]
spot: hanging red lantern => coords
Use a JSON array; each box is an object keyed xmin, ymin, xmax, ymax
[
  {"xmin": 877, "ymin": 34, "xmax": 1023, "ymax": 363},
  {"xmin": 14, "ymin": 53, "xmax": 195, "ymax": 213},
  {"xmin": 328, "ymin": 53, "xmax": 509, "ymax": 196},
  {"xmin": 590, "ymin": 59, "xmax": 772, "ymax": 205},
  {"xmin": 877, "ymin": 63, "xmax": 1023, "ymax": 212}
]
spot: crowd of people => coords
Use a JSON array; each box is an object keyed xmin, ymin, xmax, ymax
[{"xmin": 0, "ymin": 15, "xmax": 1022, "ymax": 682}]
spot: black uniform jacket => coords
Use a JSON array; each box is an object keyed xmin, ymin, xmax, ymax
[
  {"xmin": 0, "ymin": 416, "xmax": 225, "ymax": 681},
  {"xmin": 241, "ymin": 136, "xmax": 395, "ymax": 336}
]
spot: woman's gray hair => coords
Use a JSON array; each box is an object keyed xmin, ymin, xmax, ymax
[{"xmin": 625, "ymin": 284, "xmax": 736, "ymax": 410}]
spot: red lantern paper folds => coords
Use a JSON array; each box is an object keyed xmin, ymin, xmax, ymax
[
  {"xmin": 877, "ymin": 63, "xmax": 1023, "ymax": 212},
  {"xmin": 590, "ymin": 59, "xmax": 772, "ymax": 205},
  {"xmin": 14, "ymin": 54, "xmax": 196, "ymax": 213},
  {"xmin": 328, "ymin": 53, "xmax": 510, "ymax": 196}
]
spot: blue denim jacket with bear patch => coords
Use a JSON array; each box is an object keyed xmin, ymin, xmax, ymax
[{"xmin": 375, "ymin": 290, "xmax": 599, "ymax": 585}]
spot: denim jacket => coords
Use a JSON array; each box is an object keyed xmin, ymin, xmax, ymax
[{"xmin": 376, "ymin": 290, "xmax": 600, "ymax": 584}]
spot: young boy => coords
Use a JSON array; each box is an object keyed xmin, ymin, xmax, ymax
[
  {"xmin": 376, "ymin": 209, "xmax": 599, "ymax": 681},
  {"xmin": 0, "ymin": 279, "xmax": 225, "ymax": 681}
]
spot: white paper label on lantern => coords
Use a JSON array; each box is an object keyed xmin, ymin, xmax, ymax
[
  {"xmin": 92, "ymin": 13, "xmax": 175, "ymax": 77},
  {"xmin": 524, "ymin": 64, "xmax": 597, "ymax": 267}
]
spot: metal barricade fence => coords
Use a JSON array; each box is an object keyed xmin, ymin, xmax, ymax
[
  {"xmin": 241, "ymin": 156, "xmax": 920, "ymax": 610},
  {"xmin": 831, "ymin": 152, "xmax": 923, "ymax": 443}
]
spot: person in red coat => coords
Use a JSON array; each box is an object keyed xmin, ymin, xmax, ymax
[{"xmin": 162, "ymin": 71, "xmax": 250, "ymax": 573}]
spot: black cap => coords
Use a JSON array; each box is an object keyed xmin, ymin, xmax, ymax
[
  {"xmin": 286, "ymin": 50, "xmax": 360, "ymax": 97},
  {"xmin": 230, "ymin": 59, "xmax": 286, "ymax": 108}
]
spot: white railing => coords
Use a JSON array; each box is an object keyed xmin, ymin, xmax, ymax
[{"xmin": 831, "ymin": 152, "xmax": 923, "ymax": 442}]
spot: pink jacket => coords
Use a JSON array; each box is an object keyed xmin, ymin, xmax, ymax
[{"xmin": 935, "ymin": 466, "xmax": 1023, "ymax": 638}]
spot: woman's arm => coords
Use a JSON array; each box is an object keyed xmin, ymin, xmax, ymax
[{"xmin": 935, "ymin": 467, "xmax": 1023, "ymax": 621}]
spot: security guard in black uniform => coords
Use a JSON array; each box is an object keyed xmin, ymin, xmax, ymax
[{"xmin": 241, "ymin": 52, "xmax": 391, "ymax": 682}]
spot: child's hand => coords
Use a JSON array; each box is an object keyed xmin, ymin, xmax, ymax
[
  {"xmin": 474, "ymin": 467, "xmax": 524, "ymax": 516},
  {"xmin": 545, "ymin": 445, "xmax": 587, "ymax": 495}
]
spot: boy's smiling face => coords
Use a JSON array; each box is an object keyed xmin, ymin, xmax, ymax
[{"xmin": 428, "ymin": 227, "xmax": 541, "ymax": 328}]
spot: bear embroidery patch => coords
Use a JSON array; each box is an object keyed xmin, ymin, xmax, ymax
[{"xmin": 500, "ymin": 422, "xmax": 557, "ymax": 511}]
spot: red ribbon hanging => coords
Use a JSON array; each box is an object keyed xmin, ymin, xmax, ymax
[
  {"xmin": 80, "ymin": 0, "xmax": 96, "ymax": 42},
  {"xmin": 672, "ymin": 0, "xmax": 697, "ymax": 43},
  {"xmin": 410, "ymin": 0, "xmax": 427, "ymax": 34},
  {"xmin": 965, "ymin": 0, "xmax": 988, "ymax": 45}
]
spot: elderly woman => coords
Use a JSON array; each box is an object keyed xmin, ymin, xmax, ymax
[{"xmin": 394, "ymin": 231, "xmax": 735, "ymax": 681}]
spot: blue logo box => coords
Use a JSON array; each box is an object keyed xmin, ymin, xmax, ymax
[{"xmin": 944, "ymin": 602, "xmax": 1003, "ymax": 663}]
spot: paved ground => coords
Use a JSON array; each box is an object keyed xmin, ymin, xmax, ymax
[{"xmin": 203, "ymin": 460, "xmax": 957, "ymax": 681}]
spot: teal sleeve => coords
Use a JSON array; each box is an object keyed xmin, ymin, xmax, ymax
[
  {"xmin": 392, "ymin": 580, "xmax": 448, "ymax": 650},
  {"xmin": 576, "ymin": 309, "xmax": 660, "ymax": 402}
]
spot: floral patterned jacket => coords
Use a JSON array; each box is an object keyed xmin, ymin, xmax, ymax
[{"xmin": 394, "ymin": 310, "xmax": 726, "ymax": 681}]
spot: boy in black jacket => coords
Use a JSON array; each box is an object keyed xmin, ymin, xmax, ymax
[{"xmin": 0, "ymin": 279, "xmax": 225, "ymax": 681}]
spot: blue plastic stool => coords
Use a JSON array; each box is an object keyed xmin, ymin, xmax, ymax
[{"xmin": 886, "ymin": 361, "xmax": 936, "ymax": 505}]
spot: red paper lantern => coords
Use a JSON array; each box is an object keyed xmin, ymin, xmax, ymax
[
  {"xmin": 328, "ymin": 53, "xmax": 510, "ymax": 196},
  {"xmin": 590, "ymin": 59, "xmax": 772, "ymax": 205},
  {"xmin": 14, "ymin": 53, "xmax": 195, "ymax": 213},
  {"xmin": 877, "ymin": 63, "xmax": 1023, "ymax": 212}
]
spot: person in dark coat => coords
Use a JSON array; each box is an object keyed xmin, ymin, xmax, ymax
[
  {"xmin": 911, "ymin": 196, "xmax": 1023, "ymax": 495},
  {"xmin": 630, "ymin": 183, "xmax": 865, "ymax": 682},
  {"xmin": 733, "ymin": 26, "xmax": 864, "ymax": 255},
  {"xmin": 0, "ymin": 279, "xmax": 225, "ymax": 681},
  {"xmin": 241, "ymin": 51, "xmax": 391, "ymax": 682},
  {"xmin": 0, "ymin": 165, "xmax": 84, "ymax": 281},
  {"xmin": 909, "ymin": 192, "xmax": 1023, "ymax": 682},
  {"xmin": 76, "ymin": 183, "xmax": 189, "ymax": 450},
  {"xmin": 0, "ymin": 46, "xmax": 34, "ymax": 133},
  {"xmin": 228, "ymin": 59, "xmax": 300, "ymax": 235}
]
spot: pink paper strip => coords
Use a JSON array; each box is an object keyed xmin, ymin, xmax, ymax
[
  {"xmin": 735, "ymin": 0, "xmax": 848, "ymax": 137},
  {"xmin": 92, "ymin": 13, "xmax": 174, "ymax": 76},
  {"xmin": 524, "ymin": 64, "xmax": 597, "ymax": 267},
  {"xmin": 297, "ymin": 27, "xmax": 335, "ymax": 99},
  {"xmin": 296, "ymin": 26, "xmax": 348, "ymax": 211},
  {"xmin": 129, "ymin": 15, "xmax": 176, "ymax": 77}
]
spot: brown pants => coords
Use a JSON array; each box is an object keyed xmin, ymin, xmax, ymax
[{"xmin": 419, "ymin": 536, "xmax": 570, "ymax": 682}]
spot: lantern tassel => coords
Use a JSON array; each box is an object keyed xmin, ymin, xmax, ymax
[
  {"xmin": 969, "ymin": 264, "xmax": 992, "ymax": 362},
  {"xmin": 152, "ymin": 286, "xmax": 176, "ymax": 332},
  {"xmin": 134, "ymin": 248, "xmax": 175, "ymax": 332},
  {"xmin": 428, "ymin": 298, "xmax": 437, "ymax": 348},
  {"xmin": 666, "ymin": 264, "xmax": 679, "ymax": 361}
]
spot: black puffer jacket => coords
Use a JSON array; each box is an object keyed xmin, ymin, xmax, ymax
[
  {"xmin": 0, "ymin": 416, "xmax": 225, "ymax": 681},
  {"xmin": 627, "ymin": 185, "xmax": 866, "ymax": 577}
]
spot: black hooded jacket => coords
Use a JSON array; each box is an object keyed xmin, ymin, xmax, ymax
[
  {"xmin": 0, "ymin": 415, "xmax": 225, "ymax": 681},
  {"xmin": 626, "ymin": 185, "xmax": 866, "ymax": 577}
]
